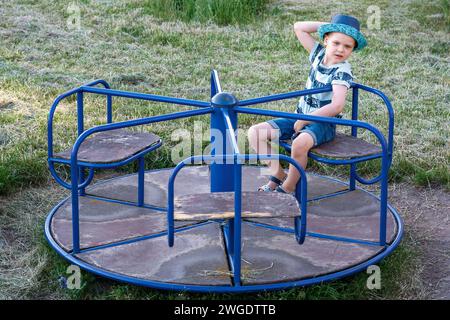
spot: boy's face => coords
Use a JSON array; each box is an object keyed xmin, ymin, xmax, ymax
[{"xmin": 323, "ymin": 32, "xmax": 356, "ymax": 65}]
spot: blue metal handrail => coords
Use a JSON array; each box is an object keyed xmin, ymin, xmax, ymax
[
  {"xmin": 235, "ymin": 106, "xmax": 389, "ymax": 152},
  {"xmin": 48, "ymin": 87, "xmax": 80, "ymax": 158},
  {"xmin": 211, "ymin": 69, "xmax": 222, "ymax": 95},
  {"xmin": 48, "ymin": 80, "xmax": 112, "ymax": 188},
  {"xmin": 48, "ymin": 79, "xmax": 112, "ymax": 157},
  {"xmin": 83, "ymin": 79, "xmax": 113, "ymax": 123},
  {"xmin": 69, "ymin": 107, "xmax": 213, "ymax": 253},
  {"xmin": 167, "ymin": 153, "xmax": 308, "ymax": 245},
  {"xmin": 238, "ymin": 86, "xmax": 334, "ymax": 106},
  {"xmin": 80, "ymin": 86, "xmax": 210, "ymax": 108},
  {"xmin": 350, "ymin": 83, "xmax": 394, "ymax": 185},
  {"xmin": 167, "ymin": 154, "xmax": 307, "ymax": 240},
  {"xmin": 69, "ymin": 108, "xmax": 213, "ymax": 162},
  {"xmin": 166, "ymin": 152, "xmax": 307, "ymax": 286},
  {"xmin": 237, "ymin": 82, "xmax": 394, "ymax": 168},
  {"xmin": 353, "ymin": 82, "xmax": 394, "ymax": 157},
  {"xmin": 48, "ymin": 80, "xmax": 210, "ymax": 159},
  {"xmin": 234, "ymin": 106, "xmax": 389, "ymax": 246},
  {"xmin": 48, "ymin": 80, "xmax": 212, "ymax": 189}
]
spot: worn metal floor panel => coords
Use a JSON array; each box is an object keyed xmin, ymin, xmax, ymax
[
  {"xmin": 51, "ymin": 166, "xmax": 385, "ymax": 252},
  {"xmin": 174, "ymin": 191, "xmax": 300, "ymax": 220},
  {"xmin": 239, "ymin": 222, "xmax": 383, "ymax": 285},
  {"xmin": 249, "ymin": 189, "xmax": 397, "ymax": 244},
  {"xmin": 71, "ymin": 220, "xmax": 384, "ymax": 287},
  {"xmin": 51, "ymin": 197, "xmax": 194, "ymax": 252},
  {"xmin": 76, "ymin": 222, "xmax": 232, "ymax": 286}
]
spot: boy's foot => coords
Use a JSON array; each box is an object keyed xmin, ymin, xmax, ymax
[
  {"xmin": 275, "ymin": 185, "xmax": 295, "ymax": 196},
  {"xmin": 258, "ymin": 175, "xmax": 287, "ymax": 192}
]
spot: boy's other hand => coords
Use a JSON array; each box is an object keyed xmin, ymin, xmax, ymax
[{"xmin": 294, "ymin": 120, "xmax": 307, "ymax": 133}]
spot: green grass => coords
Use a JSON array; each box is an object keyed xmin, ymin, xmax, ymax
[
  {"xmin": 410, "ymin": 0, "xmax": 450, "ymax": 32},
  {"xmin": 0, "ymin": 0, "xmax": 448, "ymax": 300},
  {"xmin": 138, "ymin": 0, "xmax": 271, "ymax": 25},
  {"xmin": 442, "ymin": 0, "xmax": 450, "ymax": 29}
]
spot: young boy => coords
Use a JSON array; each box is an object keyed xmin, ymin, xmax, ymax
[{"xmin": 248, "ymin": 14, "xmax": 367, "ymax": 194}]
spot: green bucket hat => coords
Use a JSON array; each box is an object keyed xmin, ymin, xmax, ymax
[{"xmin": 318, "ymin": 14, "xmax": 367, "ymax": 51}]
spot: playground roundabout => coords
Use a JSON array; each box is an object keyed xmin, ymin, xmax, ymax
[
  {"xmin": 45, "ymin": 165, "xmax": 402, "ymax": 292},
  {"xmin": 45, "ymin": 71, "xmax": 402, "ymax": 292}
]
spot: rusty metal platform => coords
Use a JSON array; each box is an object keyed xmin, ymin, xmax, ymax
[
  {"xmin": 282, "ymin": 132, "xmax": 382, "ymax": 159},
  {"xmin": 47, "ymin": 166, "xmax": 401, "ymax": 291},
  {"xmin": 174, "ymin": 191, "xmax": 300, "ymax": 220},
  {"xmin": 54, "ymin": 129, "xmax": 161, "ymax": 163}
]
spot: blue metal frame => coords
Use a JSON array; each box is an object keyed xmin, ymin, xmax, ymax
[{"xmin": 46, "ymin": 69, "xmax": 400, "ymax": 292}]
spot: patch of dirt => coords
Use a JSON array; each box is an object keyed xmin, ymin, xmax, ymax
[{"xmin": 388, "ymin": 183, "xmax": 450, "ymax": 299}]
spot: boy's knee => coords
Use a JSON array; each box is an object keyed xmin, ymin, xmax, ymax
[
  {"xmin": 291, "ymin": 134, "xmax": 314, "ymax": 155},
  {"xmin": 248, "ymin": 123, "xmax": 271, "ymax": 141},
  {"xmin": 248, "ymin": 125, "xmax": 258, "ymax": 142},
  {"xmin": 248, "ymin": 125, "xmax": 256, "ymax": 136}
]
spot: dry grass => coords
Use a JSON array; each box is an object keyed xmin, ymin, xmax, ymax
[{"xmin": 0, "ymin": 185, "xmax": 68, "ymax": 299}]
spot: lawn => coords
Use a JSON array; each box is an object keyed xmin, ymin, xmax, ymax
[{"xmin": 0, "ymin": 0, "xmax": 448, "ymax": 299}]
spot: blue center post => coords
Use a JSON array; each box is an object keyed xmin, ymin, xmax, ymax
[
  {"xmin": 209, "ymin": 70, "xmax": 243, "ymax": 285},
  {"xmin": 210, "ymin": 71, "xmax": 238, "ymax": 192}
]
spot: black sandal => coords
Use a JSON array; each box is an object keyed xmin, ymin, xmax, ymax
[
  {"xmin": 275, "ymin": 185, "xmax": 295, "ymax": 196},
  {"xmin": 258, "ymin": 175, "xmax": 286, "ymax": 192}
]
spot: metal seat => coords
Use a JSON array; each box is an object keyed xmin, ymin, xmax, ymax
[
  {"xmin": 54, "ymin": 129, "xmax": 161, "ymax": 164},
  {"xmin": 174, "ymin": 191, "xmax": 300, "ymax": 221},
  {"xmin": 282, "ymin": 132, "xmax": 381, "ymax": 159}
]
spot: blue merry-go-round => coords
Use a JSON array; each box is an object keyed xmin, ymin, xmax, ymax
[{"xmin": 45, "ymin": 70, "xmax": 403, "ymax": 293}]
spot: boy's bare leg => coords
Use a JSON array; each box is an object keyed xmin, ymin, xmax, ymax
[
  {"xmin": 248, "ymin": 123, "xmax": 286, "ymax": 189},
  {"xmin": 281, "ymin": 133, "xmax": 314, "ymax": 193}
]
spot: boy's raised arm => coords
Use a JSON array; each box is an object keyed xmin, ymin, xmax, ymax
[{"xmin": 293, "ymin": 21, "xmax": 327, "ymax": 53}]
